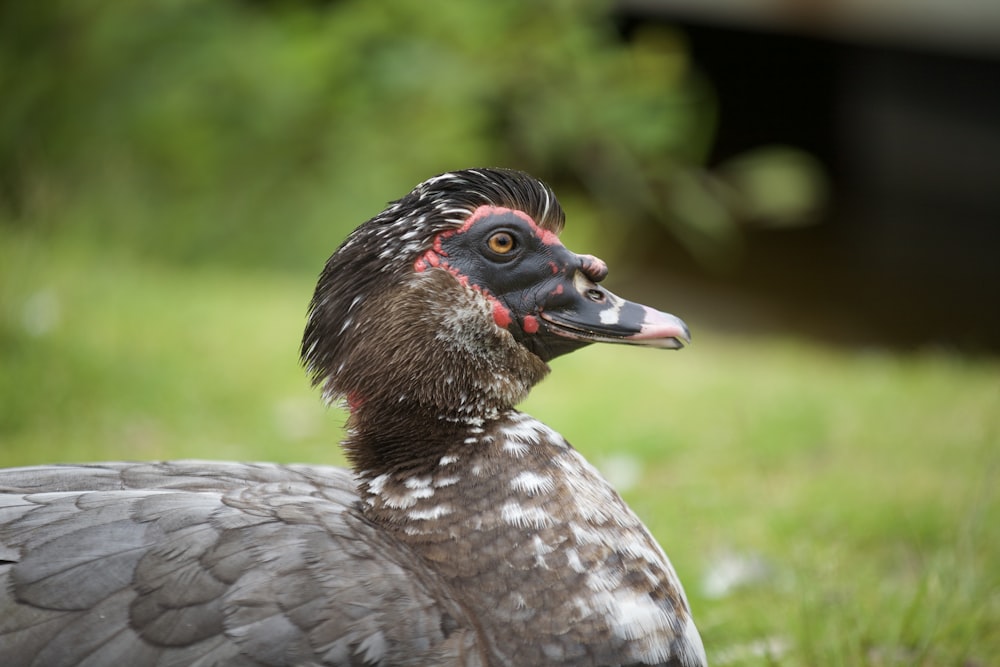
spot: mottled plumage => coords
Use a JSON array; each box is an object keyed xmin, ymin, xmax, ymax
[{"xmin": 1, "ymin": 168, "xmax": 706, "ymax": 666}]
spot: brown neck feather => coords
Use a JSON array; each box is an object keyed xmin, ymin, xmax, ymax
[{"xmin": 324, "ymin": 271, "xmax": 549, "ymax": 478}]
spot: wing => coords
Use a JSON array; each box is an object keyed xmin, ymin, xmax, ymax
[{"xmin": 0, "ymin": 462, "xmax": 483, "ymax": 666}]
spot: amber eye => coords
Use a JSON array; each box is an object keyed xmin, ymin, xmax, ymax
[{"xmin": 487, "ymin": 231, "xmax": 516, "ymax": 255}]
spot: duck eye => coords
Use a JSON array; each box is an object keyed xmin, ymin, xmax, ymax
[{"xmin": 487, "ymin": 231, "xmax": 516, "ymax": 255}]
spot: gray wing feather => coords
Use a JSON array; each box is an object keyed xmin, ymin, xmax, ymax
[{"xmin": 0, "ymin": 463, "xmax": 482, "ymax": 666}]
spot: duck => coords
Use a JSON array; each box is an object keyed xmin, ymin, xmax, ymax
[{"xmin": 0, "ymin": 168, "xmax": 707, "ymax": 667}]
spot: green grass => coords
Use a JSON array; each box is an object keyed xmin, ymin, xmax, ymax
[{"xmin": 2, "ymin": 230, "xmax": 998, "ymax": 666}]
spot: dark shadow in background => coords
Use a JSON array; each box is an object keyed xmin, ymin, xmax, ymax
[{"xmin": 617, "ymin": 3, "xmax": 1000, "ymax": 352}]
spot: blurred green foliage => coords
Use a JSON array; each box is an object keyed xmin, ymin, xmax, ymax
[{"xmin": 0, "ymin": 0, "xmax": 733, "ymax": 268}]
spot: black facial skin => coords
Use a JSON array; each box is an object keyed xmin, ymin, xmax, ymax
[{"xmin": 437, "ymin": 210, "xmax": 688, "ymax": 362}]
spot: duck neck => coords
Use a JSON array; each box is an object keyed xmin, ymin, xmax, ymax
[
  {"xmin": 343, "ymin": 398, "xmax": 498, "ymax": 478},
  {"xmin": 352, "ymin": 406, "xmax": 559, "ymax": 536}
]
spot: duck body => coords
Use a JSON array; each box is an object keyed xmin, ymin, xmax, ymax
[
  {"xmin": 0, "ymin": 461, "xmax": 473, "ymax": 666},
  {"xmin": 0, "ymin": 169, "xmax": 706, "ymax": 666}
]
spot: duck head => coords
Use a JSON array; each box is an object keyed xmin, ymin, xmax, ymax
[{"xmin": 302, "ymin": 169, "xmax": 689, "ymax": 426}]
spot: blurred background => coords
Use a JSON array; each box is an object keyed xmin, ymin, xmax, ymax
[
  {"xmin": 2, "ymin": 0, "xmax": 999, "ymax": 347},
  {"xmin": 1, "ymin": 0, "xmax": 998, "ymax": 664}
]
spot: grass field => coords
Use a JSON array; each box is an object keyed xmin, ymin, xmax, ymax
[{"xmin": 2, "ymin": 229, "xmax": 998, "ymax": 666}]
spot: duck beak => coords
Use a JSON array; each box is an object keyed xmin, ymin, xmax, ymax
[{"xmin": 538, "ymin": 269, "xmax": 691, "ymax": 351}]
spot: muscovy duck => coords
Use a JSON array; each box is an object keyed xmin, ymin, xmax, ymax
[{"xmin": 0, "ymin": 168, "xmax": 707, "ymax": 667}]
